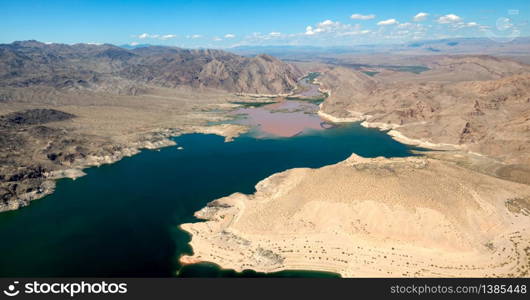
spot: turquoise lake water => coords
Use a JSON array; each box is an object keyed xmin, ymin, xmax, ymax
[{"xmin": 0, "ymin": 123, "xmax": 419, "ymax": 277}]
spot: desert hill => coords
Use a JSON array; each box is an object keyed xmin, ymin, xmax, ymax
[
  {"xmin": 0, "ymin": 40, "xmax": 301, "ymax": 95},
  {"xmin": 182, "ymin": 154, "xmax": 530, "ymax": 277},
  {"xmin": 318, "ymin": 56, "xmax": 530, "ymax": 170}
]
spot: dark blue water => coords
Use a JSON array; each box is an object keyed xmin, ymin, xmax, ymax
[{"xmin": 0, "ymin": 123, "xmax": 418, "ymax": 277}]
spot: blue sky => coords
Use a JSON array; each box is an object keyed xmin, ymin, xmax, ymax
[{"xmin": 1, "ymin": 0, "xmax": 528, "ymax": 47}]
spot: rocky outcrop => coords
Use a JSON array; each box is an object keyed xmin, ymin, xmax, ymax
[
  {"xmin": 318, "ymin": 57, "xmax": 530, "ymax": 166},
  {"xmin": 0, "ymin": 107, "xmax": 175, "ymax": 212},
  {"xmin": 0, "ymin": 108, "xmax": 75, "ymax": 127}
]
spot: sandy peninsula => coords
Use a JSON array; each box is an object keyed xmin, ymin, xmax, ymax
[{"xmin": 181, "ymin": 154, "xmax": 530, "ymax": 277}]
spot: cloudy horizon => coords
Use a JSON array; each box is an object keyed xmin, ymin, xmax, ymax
[{"xmin": 2, "ymin": 0, "xmax": 528, "ymax": 48}]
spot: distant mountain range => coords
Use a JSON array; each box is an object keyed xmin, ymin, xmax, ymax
[
  {"xmin": 116, "ymin": 36, "xmax": 530, "ymax": 58},
  {"xmin": 0, "ymin": 40, "xmax": 301, "ymax": 95},
  {"xmin": 118, "ymin": 43, "xmax": 154, "ymax": 50},
  {"xmin": 228, "ymin": 37, "xmax": 530, "ymax": 58}
]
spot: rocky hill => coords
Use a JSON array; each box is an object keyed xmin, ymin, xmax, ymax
[
  {"xmin": 318, "ymin": 55, "xmax": 530, "ymax": 172},
  {"xmin": 0, "ymin": 40, "xmax": 301, "ymax": 95}
]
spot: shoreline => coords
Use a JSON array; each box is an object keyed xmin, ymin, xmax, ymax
[
  {"xmin": 0, "ymin": 72, "xmax": 318, "ymax": 213},
  {"xmin": 1, "ymin": 123, "xmax": 248, "ymax": 213},
  {"xmin": 318, "ymin": 110, "xmax": 464, "ymax": 151}
]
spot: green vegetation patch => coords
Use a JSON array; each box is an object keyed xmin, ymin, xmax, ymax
[
  {"xmin": 383, "ymin": 65, "xmax": 430, "ymax": 74},
  {"xmin": 230, "ymin": 101, "xmax": 276, "ymax": 108},
  {"xmin": 285, "ymin": 96, "xmax": 326, "ymax": 105},
  {"xmin": 304, "ymin": 72, "xmax": 321, "ymax": 83},
  {"xmin": 362, "ymin": 71, "xmax": 379, "ymax": 77}
]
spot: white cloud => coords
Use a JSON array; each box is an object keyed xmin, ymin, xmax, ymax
[
  {"xmin": 305, "ymin": 19, "xmax": 354, "ymax": 35},
  {"xmin": 350, "ymin": 13, "xmax": 375, "ymax": 20},
  {"xmin": 377, "ymin": 19, "xmax": 398, "ymax": 26},
  {"xmin": 233, "ymin": 11, "xmax": 486, "ymax": 47},
  {"xmin": 160, "ymin": 34, "xmax": 177, "ymax": 40},
  {"xmin": 437, "ymin": 14, "xmax": 462, "ymax": 24},
  {"xmin": 213, "ymin": 37, "xmax": 222, "ymax": 41},
  {"xmin": 450, "ymin": 21, "xmax": 480, "ymax": 29},
  {"xmin": 188, "ymin": 34, "xmax": 202, "ymax": 39},
  {"xmin": 224, "ymin": 33, "xmax": 236, "ymax": 39},
  {"xmin": 242, "ymin": 31, "xmax": 292, "ymax": 41},
  {"xmin": 302, "ymin": 20, "xmax": 372, "ymax": 38},
  {"xmin": 320, "ymin": 20, "xmax": 335, "ymax": 26},
  {"xmin": 435, "ymin": 14, "xmax": 482, "ymax": 30},
  {"xmin": 130, "ymin": 42, "xmax": 139, "ymax": 46},
  {"xmin": 338, "ymin": 29, "xmax": 371, "ymax": 36},
  {"xmin": 413, "ymin": 12, "xmax": 429, "ymax": 22},
  {"xmin": 137, "ymin": 33, "xmax": 176, "ymax": 40}
]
